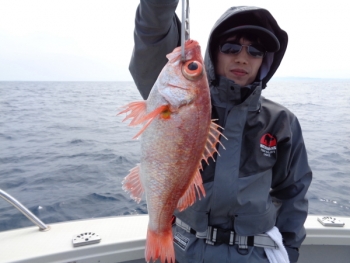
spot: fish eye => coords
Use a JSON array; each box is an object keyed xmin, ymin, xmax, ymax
[
  {"xmin": 188, "ymin": 62, "xmax": 198, "ymax": 70},
  {"xmin": 182, "ymin": 60, "xmax": 203, "ymax": 80}
]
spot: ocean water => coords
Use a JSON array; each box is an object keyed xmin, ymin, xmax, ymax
[{"xmin": 0, "ymin": 80, "xmax": 349, "ymax": 232}]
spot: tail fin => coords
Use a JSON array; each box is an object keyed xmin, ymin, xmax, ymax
[{"xmin": 145, "ymin": 228, "xmax": 175, "ymax": 263}]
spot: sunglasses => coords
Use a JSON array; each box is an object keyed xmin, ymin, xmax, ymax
[{"xmin": 219, "ymin": 42, "xmax": 266, "ymax": 58}]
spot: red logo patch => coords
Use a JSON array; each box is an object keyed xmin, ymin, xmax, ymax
[
  {"xmin": 260, "ymin": 133, "xmax": 277, "ymax": 147},
  {"xmin": 260, "ymin": 133, "xmax": 277, "ymax": 157}
]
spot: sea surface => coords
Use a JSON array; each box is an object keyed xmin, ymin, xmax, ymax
[{"xmin": 0, "ymin": 80, "xmax": 349, "ymax": 232}]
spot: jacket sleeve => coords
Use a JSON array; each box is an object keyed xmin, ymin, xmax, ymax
[
  {"xmin": 270, "ymin": 116, "xmax": 312, "ymax": 263},
  {"xmin": 129, "ymin": 0, "xmax": 181, "ymax": 99}
]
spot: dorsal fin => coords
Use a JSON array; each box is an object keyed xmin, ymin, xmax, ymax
[
  {"xmin": 176, "ymin": 120, "xmax": 226, "ymax": 211},
  {"xmin": 201, "ymin": 120, "xmax": 226, "ymax": 165},
  {"xmin": 176, "ymin": 169, "xmax": 205, "ymax": 211}
]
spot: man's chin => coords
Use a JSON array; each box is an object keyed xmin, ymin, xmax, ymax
[{"xmin": 229, "ymin": 76, "xmax": 249, "ymax": 87}]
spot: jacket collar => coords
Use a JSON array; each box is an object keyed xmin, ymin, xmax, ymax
[{"xmin": 210, "ymin": 76, "xmax": 261, "ymax": 112}]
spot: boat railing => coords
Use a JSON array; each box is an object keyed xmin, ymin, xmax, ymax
[{"xmin": 0, "ymin": 189, "xmax": 50, "ymax": 231}]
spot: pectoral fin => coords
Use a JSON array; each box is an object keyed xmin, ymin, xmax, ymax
[{"xmin": 118, "ymin": 101, "xmax": 170, "ymax": 139}]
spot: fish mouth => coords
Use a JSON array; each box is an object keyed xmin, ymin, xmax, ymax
[{"xmin": 168, "ymin": 83, "xmax": 187, "ymax": 90}]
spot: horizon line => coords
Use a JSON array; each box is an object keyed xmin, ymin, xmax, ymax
[{"xmin": 1, "ymin": 77, "xmax": 350, "ymax": 82}]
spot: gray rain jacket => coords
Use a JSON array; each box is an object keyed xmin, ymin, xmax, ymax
[{"xmin": 129, "ymin": 1, "xmax": 312, "ymax": 262}]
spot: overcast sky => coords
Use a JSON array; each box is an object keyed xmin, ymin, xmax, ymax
[{"xmin": 0, "ymin": 0, "xmax": 349, "ymax": 81}]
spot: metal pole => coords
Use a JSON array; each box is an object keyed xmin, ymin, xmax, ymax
[
  {"xmin": 181, "ymin": 0, "xmax": 186, "ymax": 61},
  {"xmin": 0, "ymin": 189, "xmax": 50, "ymax": 231},
  {"xmin": 181, "ymin": 0, "xmax": 190, "ymax": 61}
]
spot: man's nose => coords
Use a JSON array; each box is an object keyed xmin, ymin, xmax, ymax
[{"xmin": 234, "ymin": 46, "xmax": 249, "ymax": 63}]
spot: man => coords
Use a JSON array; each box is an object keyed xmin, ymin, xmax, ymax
[{"xmin": 129, "ymin": 1, "xmax": 312, "ymax": 262}]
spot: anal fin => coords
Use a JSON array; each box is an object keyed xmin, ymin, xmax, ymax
[{"xmin": 122, "ymin": 165, "xmax": 144, "ymax": 203}]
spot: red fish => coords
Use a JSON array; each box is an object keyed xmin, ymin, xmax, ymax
[{"xmin": 119, "ymin": 40, "xmax": 224, "ymax": 263}]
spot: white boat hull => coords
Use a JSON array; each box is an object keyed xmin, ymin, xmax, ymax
[{"xmin": 0, "ymin": 215, "xmax": 349, "ymax": 263}]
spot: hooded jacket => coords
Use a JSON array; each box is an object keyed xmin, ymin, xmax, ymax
[{"xmin": 129, "ymin": 1, "xmax": 312, "ymax": 262}]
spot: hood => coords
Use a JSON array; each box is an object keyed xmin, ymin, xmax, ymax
[{"xmin": 204, "ymin": 6, "xmax": 288, "ymax": 89}]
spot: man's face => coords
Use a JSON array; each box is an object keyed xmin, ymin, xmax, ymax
[{"xmin": 215, "ymin": 37, "xmax": 263, "ymax": 87}]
